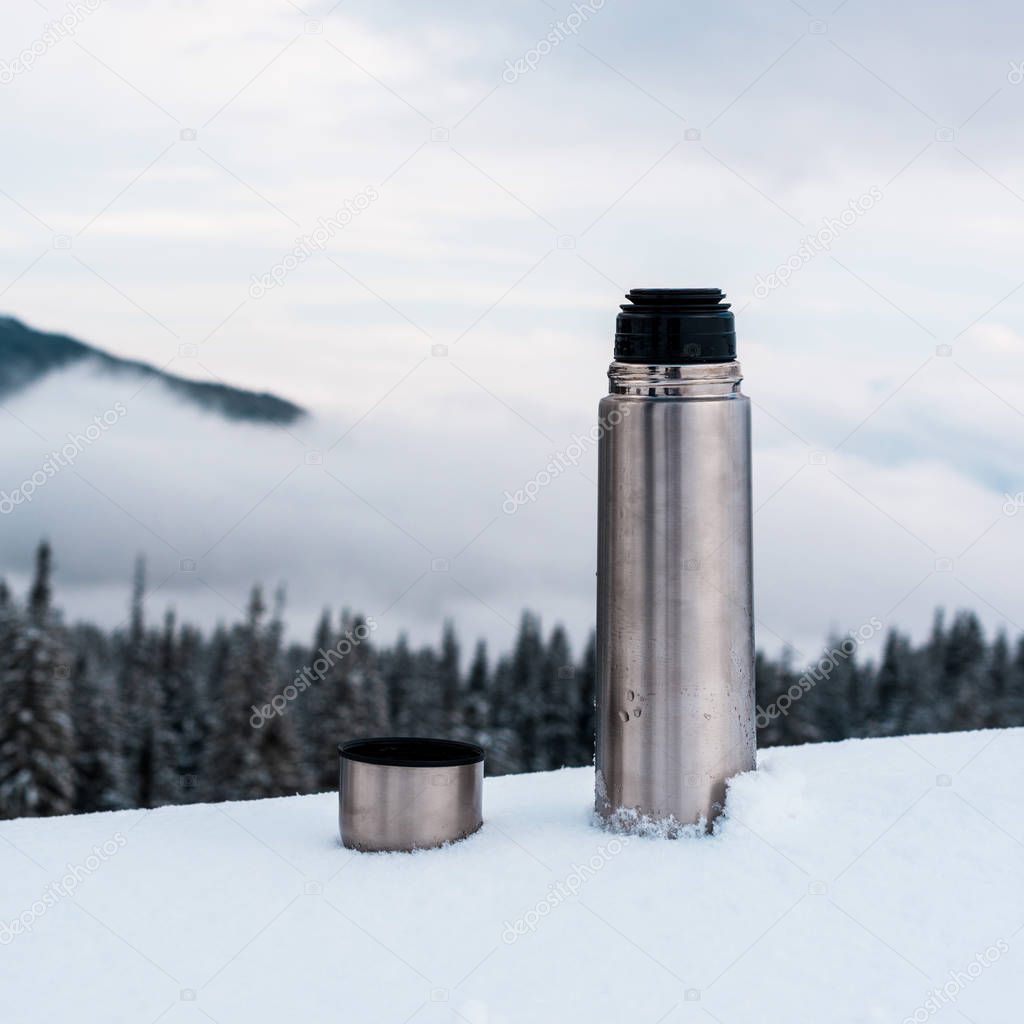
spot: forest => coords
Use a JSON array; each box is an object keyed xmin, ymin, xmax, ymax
[{"xmin": 2, "ymin": 541, "xmax": 1022, "ymax": 819}]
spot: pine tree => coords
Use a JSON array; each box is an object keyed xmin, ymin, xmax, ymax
[
  {"xmin": 947, "ymin": 611, "xmax": 986, "ymax": 730},
  {"xmin": 176, "ymin": 623, "xmax": 207, "ymax": 800},
  {"xmin": 150, "ymin": 610, "xmax": 182, "ymax": 806},
  {"xmin": 792, "ymin": 632, "xmax": 866, "ymax": 744},
  {"xmin": 983, "ymin": 630, "xmax": 1011, "ymax": 728},
  {"xmin": 538, "ymin": 625, "xmax": 575, "ymax": 769},
  {"xmin": 509, "ymin": 611, "xmax": 545, "ymax": 771},
  {"xmin": 1007, "ymin": 636, "xmax": 1024, "ymax": 726},
  {"xmin": 908, "ymin": 609, "xmax": 946, "ymax": 734},
  {"xmin": 438, "ymin": 620, "xmax": 461, "ymax": 732},
  {"xmin": 151, "ymin": 611, "xmax": 207, "ymax": 805},
  {"xmin": 206, "ymin": 590, "xmax": 265, "ymax": 801},
  {"xmin": 381, "ymin": 632, "xmax": 410, "ymax": 734},
  {"xmin": 461, "ymin": 639, "xmax": 490, "ymax": 737},
  {"xmin": 755, "ymin": 647, "xmax": 803, "ymax": 746},
  {"xmin": 253, "ymin": 590, "xmax": 308, "ymax": 799},
  {"xmin": 205, "ymin": 623, "xmax": 230, "ymax": 710},
  {"xmin": 575, "ymin": 631, "xmax": 596, "ymax": 766},
  {"xmin": 308, "ymin": 611, "xmax": 387, "ymax": 789},
  {"xmin": 70, "ymin": 633, "xmax": 129, "ymax": 814},
  {"xmin": 209, "ymin": 587, "xmax": 308, "ymax": 800},
  {"xmin": 410, "ymin": 645, "xmax": 441, "ymax": 735},
  {"xmin": 870, "ymin": 629, "xmax": 914, "ymax": 735},
  {"xmin": 119, "ymin": 556, "xmax": 161, "ymax": 807},
  {"xmin": 484, "ymin": 653, "xmax": 521, "ymax": 775},
  {"xmin": 0, "ymin": 543, "xmax": 75, "ymax": 818},
  {"xmin": 296, "ymin": 608, "xmax": 335, "ymax": 786},
  {"xmin": 345, "ymin": 612, "xmax": 388, "ymax": 738}
]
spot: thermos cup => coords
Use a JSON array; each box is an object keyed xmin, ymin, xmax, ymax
[{"xmin": 339, "ymin": 737, "xmax": 484, "ymax": 852}]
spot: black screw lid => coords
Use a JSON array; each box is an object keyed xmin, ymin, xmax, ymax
[{"xmin": 614, "ymin": 288, "xmax": 736, "ymax": 364}]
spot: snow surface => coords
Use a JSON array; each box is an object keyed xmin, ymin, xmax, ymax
[{"xmin": 2, "ymin": 729, "xmax": 1023, "ymax": 1023}]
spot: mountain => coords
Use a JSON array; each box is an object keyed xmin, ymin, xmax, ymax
[{"xmin": 0, "ymin": 316, "xmax": 305, "ymax": 425}]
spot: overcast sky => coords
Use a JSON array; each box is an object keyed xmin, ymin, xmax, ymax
[{"xmin": 2, "ymin": 0, "xmax": 1024, "ymax": 660}]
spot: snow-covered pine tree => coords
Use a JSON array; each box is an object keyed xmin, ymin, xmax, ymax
[
  {"xmin": 208, "ymin": 586, "xmax": 306, "ymax": 800},
  {"xmin": 118, "ymin": 556, "xmax": 163, "ymax": 807},
  {"xmin": 904, "ymin": 609, "xmax": 946, "ymax": 734},
  {"xmin": 205, "ymin": 623, "xmax": 230, "ymax": 709},
  {"xmin": 151, "ymin": 610, "xmax": 208, "ymax": 806},
  {"xmin": 538, "ymin": 625, "xmax": 575, "ymax": 769},
  {"xmin": 753, "ymin": 646, "xmax": 802, "ymax": 746},
  {"xmin": 574, "ymin": 631, "xmax": 596, "ymax": 767},
  {"xmin": 252, "ymin": 587, "xmax": 308, "ymax": 797},
  {"xmin": 150, "ymin": 609, "xmax": 183, "ymax": 806},
  {"xmin": 0, "ymin": 580, "xmax": 15, "ymax": 683},
  {"xmin": 0, "ymin": 543, "xmax": 75, "ymax": 818},
  {"xmin": 983, "ymin": 630, "xmax": 1011, "ymax": 728},
  {"xmin": 306, "ymin": 609, "xmax": 385, "ymax": 788},
  {"xmin": 870, "ymin": 629, "xmax": 915, "ymax": 735},
  {"xmin": 510, "ymin": 611, "xmax": 545, "ymax": 771},
  {"xmin": 410, "ymin": 644, "xmax": 441, "ymax": 737},
  {"xmin": 754, "ymin": 649, "xmax": 783, "ymax": 746},
  {"xmin": 483, "ymin": 652, "xmax": 521, "ymax": 775},
  {"xmin": 438, "ymin": 620, "xmax": 461, "ymax": 732},
  {"xmin": 947, "ymin": 611, "xmax": 987, "ymax": 730},
  {"xmin": 70, "ymin": 633, "xmax": 129, "ymax": 813},
  {"xmin": 175, "ymin": 623, "xmax": 207, "ymax": 801},
  {"xmin": 297, "ymin": 608, "xmax": 333, "ymax": 753},
  {"xmin": 788, "ymin": 632, "xmax": 867, "ymax": 744},
  {"xmin": 293, "ymin": 608, "xmax": 335, "ymax": 787},
  {"xmin": 383, "ymin": 633, "xmax": 416, "ymax": 736},
  {"xmin": 1008, "ymin": 635, "xmax": 1024, "ymax": 726},
  {"xmin": 205, "ymin": 591, "xmax": 265, "ymax": 801},
  {"xmin": 461, "ymin": 638, "xmax": 490, "ymax": 737},
  {"xmin": 346, "ymin": 612, "xmax": 389, "ymax": 737}
]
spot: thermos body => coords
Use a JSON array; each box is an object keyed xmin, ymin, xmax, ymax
[{"xmin": 595, "ymin": 290, "xmax": 756, "ymax": 831}]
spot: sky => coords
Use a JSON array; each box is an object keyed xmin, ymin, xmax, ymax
[{"xmin": 2, "ymin": 0, "xmax": 1024, "ymax": 662}]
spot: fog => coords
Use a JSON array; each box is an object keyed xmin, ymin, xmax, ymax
[{"xmin": 1, "ymin": 348, "xmax": 1019, "ymax": 662}]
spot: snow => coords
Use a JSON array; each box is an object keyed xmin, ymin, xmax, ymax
[{"xmin": 3, "ymin": 729, "xmax": 1023, "ymax": 1023}]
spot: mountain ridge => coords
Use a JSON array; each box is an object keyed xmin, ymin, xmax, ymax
[{"xmin": 0, "ymin": 315, "xmax": 305, "ymax": 425}]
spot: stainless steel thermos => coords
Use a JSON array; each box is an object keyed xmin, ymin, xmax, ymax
[{"xmin": 595, "ymin": 289, "xmax": 756, "ymax": 832}]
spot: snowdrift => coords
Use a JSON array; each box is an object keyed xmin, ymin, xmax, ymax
[{"xmin": 2, "ymin": 729, "xmax": 1022, "ymax": 1023}]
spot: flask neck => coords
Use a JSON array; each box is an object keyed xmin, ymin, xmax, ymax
[{"xmin": 607, "ymin": 361, "xmax": 743, "ymax": 398}]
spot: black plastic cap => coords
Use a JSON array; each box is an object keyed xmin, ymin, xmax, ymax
[{"xmin": 614, "ymin": 288, "xmax": 736, "ymax": 364}]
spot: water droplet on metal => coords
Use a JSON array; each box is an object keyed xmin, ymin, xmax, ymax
[
  {"xmin": 626, "ymin": 690, "xmax": 635, "ymax": 702},
  {"xmin": 618, "ymin": 710, "xmax": 629, "ymax": 723},
  {"xmin": 633, "ymin": 708, "xmax": 641, "ymax": 718}
]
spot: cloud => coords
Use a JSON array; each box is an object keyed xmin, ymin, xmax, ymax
[{"xmin": 2, "ymin": 0, "xmax": 1023, "ymax": 660}]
